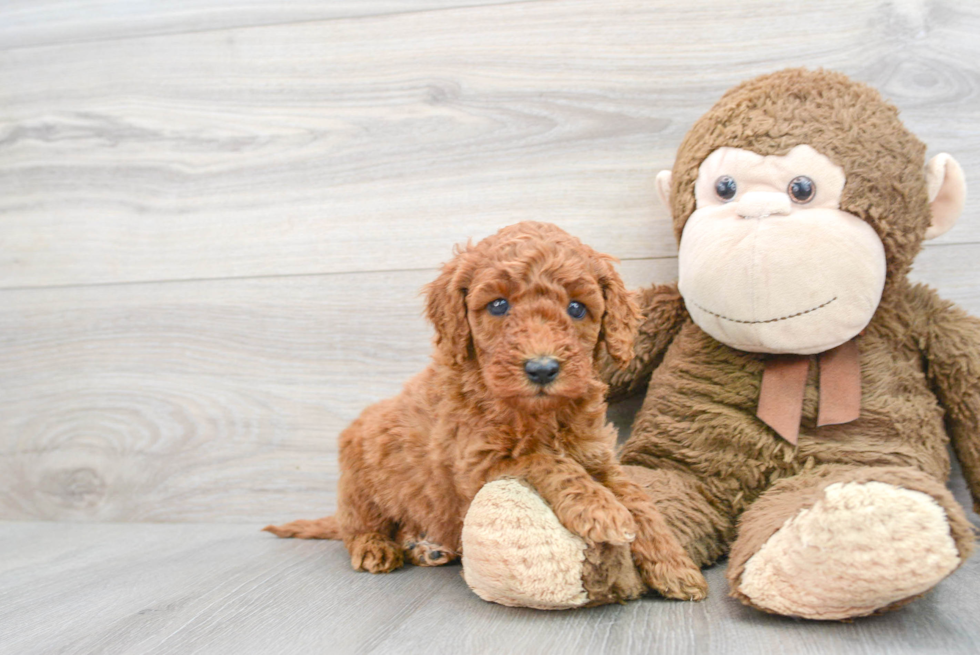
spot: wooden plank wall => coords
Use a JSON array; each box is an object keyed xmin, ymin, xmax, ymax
[{"xmin": 1, "ymin": 0, "xmax": 978, "ymax": 523}]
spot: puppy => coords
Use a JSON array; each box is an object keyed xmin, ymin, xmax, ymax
[{"xmin": 266, "ymin": 222, "xmax": 707, "ymax": 599}]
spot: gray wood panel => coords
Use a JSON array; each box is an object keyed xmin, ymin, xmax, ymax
[
  {"xmin": 1, "ymin": 515, "xmax": 978, "ymax": 655},
  {"xmin": 0, "ymin": 0, "xmax": 544, "ymax": 51},
  {"xmin": 3, "ymin": 246, "xmax": 978, "ymax": 524},
  {"xmin": 0, "ymin": 259, "xmax": 675, "ymax": 523},
  {"xmin": 0, "ymin": 269, "xmax": 426, "ymax": 523},
  {"xmin": 1, "ymin": 0, "xmax": 978, "ymax": 289},
  {"xmin": 2, "ymin": 1, "xmax": 980, "ymax": 648},
  {"xmin": 909, "ymin": 243, "xmax": 980, "ymax": 311}
]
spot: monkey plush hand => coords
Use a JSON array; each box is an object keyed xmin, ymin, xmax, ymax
[{"xmin": 460, "ymin": 69, "xmax": 978, "ymax": 620}]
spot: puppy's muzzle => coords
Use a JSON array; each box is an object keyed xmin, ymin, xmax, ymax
[{"xmin": 524, "ymin": 357, "xmax": 560, "ymax": 386}]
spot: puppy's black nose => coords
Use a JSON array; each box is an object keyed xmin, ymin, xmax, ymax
[{"xmin": 524, "ymin": 357, "xmax": 560, "ymax": 386}]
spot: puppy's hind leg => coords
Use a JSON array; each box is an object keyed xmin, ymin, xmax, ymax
[
  {"xmin": 345, "ymin": 533, "xmax": 405, "ymax": 573},
  {"xmin": 397, "ymin": 527, "xmax": 457, "ymax": 567},
  {"xmin": 338, "ymin": 484, "xmax": 404, "ymax": 574}
]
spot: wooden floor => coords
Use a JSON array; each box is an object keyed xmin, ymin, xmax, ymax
[
  {"xmin": 2, "ymin": 0, "xmax": 980, "ymax": 652},
  {"xmin": 2, "ymin": 464, "xmax": 979, "ymax": 655}
]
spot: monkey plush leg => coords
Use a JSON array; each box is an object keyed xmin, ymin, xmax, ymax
[
  {"xmin": 461, "ymin": 478, "xmax": 644, "ymax": 609},
  {"xmin": 460, "ymin": 468, "xmax": 729, "ymax": 609},
  {"xmin": 728, "ymin": 466, "xmax": 975, "ymax": 620}
]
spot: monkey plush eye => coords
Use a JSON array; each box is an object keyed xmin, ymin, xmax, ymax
[
  {"xmin": 567, "ymin": 301, "xmax": 587, "ymax": 320},
  {"xmin": 788, "ymin": 176, "xmax": 816, "ymax": 203},
  {"xmin": 487, "ymin": 298, "xmax": 509, "ymax": 316},
  {"xmin": 714, "ymin": 176, "xmax": 737, "ymax": 201}
]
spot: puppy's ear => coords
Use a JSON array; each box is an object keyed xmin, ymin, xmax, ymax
[
  {"xmin": 597, "ymin": 257, "xmax": 640, "ymax": 368},
  {"xmin": 424, "ymin": 247, "xmax": 472, "ymax": 366}
]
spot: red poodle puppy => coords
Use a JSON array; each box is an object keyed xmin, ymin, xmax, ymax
[{"xmin": 266, "ymin": 221, "xmax": 706, "ymax": 600}]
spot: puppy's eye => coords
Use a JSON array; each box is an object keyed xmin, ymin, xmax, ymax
[
  {"xmin": 788, "ymin": 176, "xmax": 816, "ymax": 203},
  {"xmin": 715, "ymin": 175, "xmax": 737, "ymax": 201},
  {"xmin": 567, "ymin": 301, "xmax": 587, "ymax": 320},
  {"xmin": 487, "ymin": 298, "xmax": 509, "ymax": 316}
]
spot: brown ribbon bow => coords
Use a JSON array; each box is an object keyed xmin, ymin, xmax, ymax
[{"xmin": 756, "ymin": 339, "xmax": 862, "ymax": 445}]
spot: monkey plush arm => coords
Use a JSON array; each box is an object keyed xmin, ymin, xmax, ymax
[
  {"xmin": 912, "ymin": 284, "xmax": 980, "ymax": 513},
  {"xmin": 601, "ymin": 282, "xmax": 689, "ymax": 402}
]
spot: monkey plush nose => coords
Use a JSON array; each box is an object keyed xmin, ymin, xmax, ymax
[
  {"xmin": 735, "ymin": 191, "xmax": 792, "ymax": 219},
  {"xmin": 524, "ymin": 357, "xmax": 560, "ymax": 385}
]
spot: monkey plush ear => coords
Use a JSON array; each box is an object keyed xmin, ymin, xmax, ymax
[
  {"xmin": 924, "ymin": 153, "xmax": 966, "ymax": 240},
  {"xmin": 655, "ymin": 170, "xmax": 673, "ymax": 213},
  {"xmin": 424, "ymin": 252, "xmax": 472, "ymax": 367}
]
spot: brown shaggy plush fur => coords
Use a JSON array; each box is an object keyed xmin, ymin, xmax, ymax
[
  {"xmin": 603, "ymin": 69, "xmax": 979, "ymax": 615},
  {"xmin": 724, "ymin": 465, "xmax": 976, "ymax": 613},
  {"xmin": 267, "ymin": 222, "xmax": 707, "ymax": 600},
  {"xmin": 669, "ymin": 68, "xmax": 930, "ymax": 284}
]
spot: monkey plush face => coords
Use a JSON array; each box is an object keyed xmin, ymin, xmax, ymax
[
  {"xmin": 675, "ymin": 145, "xmax": 886, "ymax": 354},
  {"xmin": 658, "ymin": 68, "xmax": 967, "ymax": 356}
]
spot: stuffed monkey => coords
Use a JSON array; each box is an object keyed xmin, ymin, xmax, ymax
[{"xmin": 461, "ymin": 68, "xmax": 978, "ymax": 620}]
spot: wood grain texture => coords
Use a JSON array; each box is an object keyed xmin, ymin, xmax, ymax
[
  {"xmin": 0, "ymin": 0, "xmax": 544, "ymax": 51},
  {"xmin": 1, "ymin": 514, "xmax": 978, "ymax": 655},
  {"xmin": 3, "ymin": 244, "xmax": 979, "ymax": 524},
  {"xmin": 1, "ymin": 0, "xmax": 978, "ymax": 289},
  {"xmin": 2, "ymin": 2, "xmax": 980, "ymax": 645},
  {"xmin": 0, "ymin": 269, "xmax": 426, "ymax": 523},
  {"xmin": 0, "ymin": 0, "xmax": 978, "ymax": 527},
  {"xmin": 0, "ymin": 258, "xmax": 676, "ymax": 522}
]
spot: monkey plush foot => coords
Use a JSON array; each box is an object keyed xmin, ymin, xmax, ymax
[
  {"xmin": 460, "ymin": 478, "xmax": 644, "ymax": 609},
  {"xmin": 732, "ymin": 479, "xmax": 966, "ymax": 620}
]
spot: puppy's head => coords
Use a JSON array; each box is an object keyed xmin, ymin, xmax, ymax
[{"xmin": 425, "ymin": 222, "xmax": 638, "ymax": 404}]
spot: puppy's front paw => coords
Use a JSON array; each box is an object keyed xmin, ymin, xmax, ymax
[
  {"xmin": 562, "ymin": 502, "xmax": 637, "ymax": 546},
  {"xmin": 631, "ymin": 531, "xmax": 708, "ymax": 601},
  {"xmin": 638, "ymin": 556, "xmax": 708, "ymax": 601}
]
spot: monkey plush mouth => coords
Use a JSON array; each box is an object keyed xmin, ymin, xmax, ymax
[{"xmin": 690, "ymin": 297, "xmax": 837, "ymax": 325}]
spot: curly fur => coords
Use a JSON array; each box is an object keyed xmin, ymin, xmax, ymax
[{"xmin": 266, "ymin": 222, "xmax": 706, "ymax": 599}]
